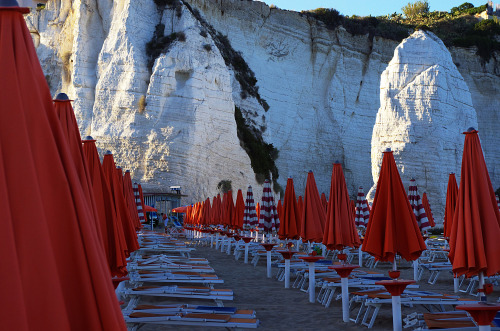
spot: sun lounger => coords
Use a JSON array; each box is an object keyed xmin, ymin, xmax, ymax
[
  {"xmin": 404, "ymin": 310, "xmax": 500, "ymax": 329},
  {"xmin": 128, "ymin": 270, "xmax": 224, "ymax": 285}
]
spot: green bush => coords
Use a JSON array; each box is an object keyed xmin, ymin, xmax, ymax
[{"xmin": 402, "ymin": 1, "xmax": 430, "ymax": 18}]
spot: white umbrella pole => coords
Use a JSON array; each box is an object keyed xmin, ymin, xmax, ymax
[
  {"xmin": 308, "ymin": 262, "xmax": 315, "ymax": 303},
  {"xmin": 210, "ymin": 233, "xmax": 214, "ymax": 248},
  {"xmin": 296, "ymin": 239, "xmax": 301, "ymax": 251},
  {"xmin": 266, "ymin": 251, "xmax": 272, "ymax": 278},
  {"xmin": 215, "ymin": 232, "xmax": 220, "ymax": 249},
  {"xmin": 359, "ymin": 244, "xmax": 363, "ymax": 267},
  {"xmin": 285, "ymin": 259, "xmax": 291, "ymax": 288},
  {"xmin": 322, "ymin": 244, "xmax": 327, "ymax": 257},
  {"xmin": 220, "ymin": 236, "xmax": 225, "ymax": 252},
  {"xmin": 392, "ymin": 295, "xmax": 402, "ymax": 331},
  {"xmin": 478, "ymin": 272, "xmax": 485, "ymax": 298},
  {"xmin": 226, "ymin": 238, "xmax": 231, "ymax": 255},
  {"xmin": 341, "ymin": 276, "xmax": 349, "ymax": 322},
  {"xmin": 478, "ymin": 325, "xmax": 491, "ymax": 331},
  {"xmin": 244, "ymin": 242, "xmax": 249, "ymax": 264},
  {"xmin": 453, "ymin": 274, "xmax": 459, "ymax": 293},
  {"xmin": 413, "ymin": 260, "xmax": 419, "ymax": 281}
]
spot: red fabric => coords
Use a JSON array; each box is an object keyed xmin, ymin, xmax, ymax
[
  {"xmin": 256, "ymin": 202, "xmax": 260, "ymax": 226},
  {"xmin": 102, "ymin": 155, "xmax": 139, "ymax": 254},
  {"xmin": 225, "ymin": 191, "xmax": 234, "ymax": 227},
  {"xmin": 444, "ymin": 173, "xmax": 458, "ymax": 239},
  {"xmin": 448, "ymin": 130, "xmax": 500, "ymax": 277},
  {"xmin": 233, "ymin": 189, "xmax": 245, "ymax": 229},
  {"xmin": 300, "ymin": 171, "xmax": 326, "ymax": 243},
  {"xmin": 422, "ymin": 193, "xmax": 435, "ymax": 228},
  {"xmin": 185, "ymin": 205, "xmax": 192, "ymax": 225},
  {"xmin": 278, "ymin": 178, "xmax": 300, "ymax": 240},
  {"xmin": 323, "ymin": 164, "xmax": 360, "ymax": 250},
  {"xmin": 82, "ymin": 139, "xmax": 128, "ymax": 277},
  {"xmin": 297, "ymin": 196, "xmax": 303, "ymax": 226},
  {"xmin": 276, "ymin": 199, "xmax": 283, "ymax": 220},
  {"xmin": 211, "ymin": 195, "xmax": 221, "ymax": 226},
  {"xmin": 123, "ymin": 171, "xmax": 142, "ymax": 230},
  {"xmin": 201, "ymin": 198, "xmax": 211, "ymax": 226},
  {"xmin": 321, "ymin": 193, "xmax": 328, "ymax": 212},
  {"xmin": 0, "ymin": 8, "xmax": 125, "ymax": 330},
  {"xmin": 172, "ymin": 206, "xmax": 188, "ymax": 213},
  {"xmin": 362, "ymin": 151, "xmax": 426, "ymax": 262}
]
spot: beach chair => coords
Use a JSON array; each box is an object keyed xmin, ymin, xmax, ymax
[
  {"xmin": 128, "ymin": 270, "xmax": 224, "ymax": 286},
  {"xmin": 404, "ymin": 310, "xmax": 500, "ymax": 330}
]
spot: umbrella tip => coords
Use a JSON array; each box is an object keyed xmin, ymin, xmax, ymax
[
  {"xmin": 83, "ymin": 135, "xmax": 94, "ymax": 141},
  {"xmin": 0, "ymin": 0, "xmax": 19, "ymax": 7},
  {"xmin": 54, "ymin": 93, "xmax": 70, "ymax": 101},
  {"xmin": 125, "ymin": 170, "xmax": 130, "ymax": 173},
  {"xmin": 116, "ymin": 166, "xmax": 122, "ymax": 169},
  {"xmin": 308, "ymin": 170, "xmax": 313, "ymax": 173},
  {"xmin": 467, "ymin": 127, "xmax": 475, "ymax": 132},
  {"xmin": 384, "ymin": 147, "xmax": 392, "ymax": 152},
  {"xmin": 104, "ymin": 150, "xmax": 112, "ymax": 155},
  {"xmin": 334, "ymin": 160, "xmax": 340, "ymax": 164},
  {"xmin": 449, "ymin": 172, "xmax": 454, "ymax": 175}
]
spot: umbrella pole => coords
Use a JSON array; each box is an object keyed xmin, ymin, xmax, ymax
[
  {"xmin": 393, "ymin": 257, "xmax": 397, "ymax": 271},
  {"xmin": 358, "ymin": 244, "xmax": 363, "ymax": 267},
  {"xmin": 341, "ymin": 276, "xmax": 349, "ymax": 322},
  {"xmin": 392, "ymin": 295, "xmax": 403, "ymax": 331},
  {"xmin": 266, "ymin": 250, "xmax": 272, "ymax": 278},
  {"xmin": 285, "ymin": 258, "xmax": 291, "ymax": 288},
  {"xmin": 322, "ymin": 244, "xmax": 327, "ymax": 257},
  {"xmin": 308, "ymin": 262, "xmax": 315, "ymax": 303},
  {"xmin": 413, "ymin": 260, "xmax": 419, "ymax": 281},
  {"xmin": 226, "ymin": 237, "xmax": 231, "ymax": 255},
  {"xmin": 453, "ymin": 273, "xmax": 459, "ymax": 293},
  {"xmin": 478, "ymin": 272, "xmax": 485, "ymax": 299},
  {"xmin": 244, "ymin": 242, "xmax": 250, "ymax": 264},
  {"xmin": 296, "ymin": 239, "xmax": 301, "ymax": 251}
]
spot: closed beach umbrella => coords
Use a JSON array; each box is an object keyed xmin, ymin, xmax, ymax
[
  {"xmin": 258, "ymin": 179, "xmax": 280, "ymax": 235},
  {"xmin": 448, "ymin": 128, "xmax": 500, "ymax": 280},
  {"xmin": 102, "ymin": 152, "xmax": 140, "ymax": 254},
  {"xmin": 82, "ymin": 137, "xmax": 128, "ymax": 277},
  {"xmin": 408, "ymin": 179, "xmax": 430, "ymax": 232},
  {"xmin": 355, "ymin": 187, "xmax": 370, "ymax": 228},
  {"xmin": 321, "ymin": 193, "xmax": 328, "ymax": 212},
  {"xmin": 123, "ymin": 170, "xmax": 141, "ymax": 230},
  {"xmin": 233, "ymin": 189, "xmax": 245, "ymax": 230},
  {"xmin": 133, "ymin": 183, "xmax": 145, "ymax": 224},
  {"xmin": 300, "ymin": 171, "xmax": 325, "ymax": 243},
  {"xmin": 276, "ymin": 199, "xmax": 283, "ymax": 221},
  {"xmin": 322, "ymin": 163, "xmax": 360, "ymax": 250},
  {"xmin": 422, "ymin": 193, "xmax": 435, "ymax": 228},
  {"xmin": 278, "ymin": 177, "xmax": 301, "ymax": 240},
  {"xmin": 243, "ymin": 186, "xmax": 257, "ymax": 231},
  {"xmin": 444, "ymin": 173, "xmax": 458, "ymax": 239},
  {"xmin": 0, "ymin": 2, "xmax": 125, "ymax": 329},
  {"xmin": 363, "ymin": 149, "xmax": 426, "ymax": 263},
  {"xmin": 297, "ymin": 196, "xmax": 303, "ymax": 221},
  {"xmin": 256, "ymin": 202, "xmax": 260, "ymax": 229}
]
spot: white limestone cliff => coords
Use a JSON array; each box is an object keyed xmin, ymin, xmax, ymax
[
  {"xmin": 369, "ymin": 30, "xmax": 478, "ymax": 221},
  {"xmin": 25, "ymin": 0, "xmax": 500, "ymax": 220}
]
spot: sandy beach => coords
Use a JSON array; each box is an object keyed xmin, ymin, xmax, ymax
[{"xmin": 125, "ymin": 234, "xmax": 500, "ymax": 330}]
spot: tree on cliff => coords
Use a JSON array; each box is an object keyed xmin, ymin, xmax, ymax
[{"xmin": 402, "ymin": 0, "xmax": 430, "ymax": 18}]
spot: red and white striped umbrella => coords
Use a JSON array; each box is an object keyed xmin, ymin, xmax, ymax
[
  {"xmin": 243, "ymin": 186, "xmax": 257, "ymax": 231},
  {"xmin": 355, "ymin": 186, "xmax": 370, "ymax": 228},
  {"xmin": 258, "ymin": 180, "xmax": 280, "ymax": 234},
  {"xmin": 133, "ymin": 182, "xmax": 145, "ymax": 224},
  {"xmin": 408, "ymin": 179, "xmax": 430, "ymax": 231}
]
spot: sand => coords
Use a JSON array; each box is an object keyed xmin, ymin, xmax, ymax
[{"xmin": 127, "ymin": 236, "xmax": 500, "ymax": 330}]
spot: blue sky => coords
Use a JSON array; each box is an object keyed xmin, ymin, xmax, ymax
[{"xmin": 259, "ymin": 1, "xmax": 487, "ymax": 17}]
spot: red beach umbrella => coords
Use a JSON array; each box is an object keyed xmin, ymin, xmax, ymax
[
  {"xmin": 300, "ymin": 171, "xmax": 325, "ymax": 243},
  {"xmin": 243, "ymin": 186, "xmax": 257, "ymax": 231},
  {"xmin": 82, "ymin": 137, "xmax": 128, "ymax": 277},
  {"xmin": 276, "ymin": 199, "xmax": 283, "ymax": 221},
  {"xmin": 211, "ymin": 194, "xmax": 221, "ymax": 226},
  {"xmin": 321, "ymin": 193, "xmax": 328, "ymax": 212},
  {"xmin": 297, "ymin": 196, "xmax": 304, "ymax": 223},
  {"xmin": 202, "ymin": 198, "xmax": 211, "ymax": 228},
  {"xmin": 278, "ymin": 177, "xmax": 301, "ymax": 240},
  {"xmin": 0, "ymin": 2, "xmax": 125, "ymax": 329},
  {"xmin": 355, "ymin": 187, "xmax": 370, "ymax": 229},
  {"xmin": 323, "ymin": 163, "xmax": 360, "ymax": 250},
  {"xmin": 172, "ymin": 206, "xmax": 188, "ymax": 213},
  {"xmin": 408, "ymin": 179, "xmax": 430, "ymax": 232},
  {"xmin": 133, "ymin": 183, "xmax": 145, "ymax": 224},
  {"xmin": 444, "ymin": 173, "xmax": 458, "ymax": 239},
  {"xmin": 124, "ymin": 170, "xmax": 142, "ymax": 230},
  {"xmin": 362, "ymin": 149, "xmax": 426, "ymax": 262},
  {"xmin": 258, "ymin": 179, "xmax": 280, "ymax": 235},
  {"xmin": 422, "ymin": 193, "xmax": 435, "ymax": 228},
  {"xmin": 448, "ymin": 128, "xmax": 500, "ymax": 278},
  {"xmin": 144, "ymin": 205, "xmax": 157, "ymax": 212},
  {"xmin": 102, "ymin": 152, "xmax": 140, "ymax": 254},
  {"xmin": 233, "ymin": 189, "xmax": 245, "ymax": 230},
  {"xmin": 256, "ymin": 202, "xmax": 261, "ymax": 228},
  {"xmin": 225, "ymin": 190, "xmax": 234, "ymax": 228}
]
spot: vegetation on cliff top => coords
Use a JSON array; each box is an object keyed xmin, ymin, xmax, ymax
[{"xmin": 301, "ymin": 2, "xmax": 499, "ymax": 62}]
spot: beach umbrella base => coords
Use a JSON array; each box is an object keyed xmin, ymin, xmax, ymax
[
  {"xmin": 299, "ymin": 255, "xmax": 324, "ymax": 303},
  {"xmin": 375, "ymin": 279, "xmax": 416, "ymax": 331},
  {"xmin": 456, "ymin": 303, "xmax": 500, "ymax": 331},
  {"xmin": 277, "ymin": 250, "xmax": 297, "ymax": 288},
  {"xmin": 329, "ymin": 264, "xmax": 359, "ymax": 322}
]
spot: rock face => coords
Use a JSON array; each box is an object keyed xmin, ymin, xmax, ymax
[
  {"xmin": 25, "ymin": 0, "xmax": 500, "ymax": 219},
  {"xmin": 370, "ymin": 31, "xmax": 478, "ymax": 221}
]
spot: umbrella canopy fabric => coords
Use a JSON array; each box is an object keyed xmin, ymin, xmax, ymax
[
  {"xmin": 224, "ymin": 190, "xmax": 234, "ymax": 228},
  {"xmin": 82, "ymin": 138, "xmax": 128, "ymax": 278},
  {"xmin": 233, "ymin": 189, "xmax": 245, "ymax": 230},
  {"xmin": 408, "ymin": 179, "xmax": 431, "ymax": 231},
  {"xmin": 102, "ymin": 154, "xmax": 140, "ymax": 254},
  {"xmin": 144, "ymin": 205, "xmax": 157, "ymax": 212},
  {"xmin": 444, "ymin": 173, "xmax": 459, "ymax": 239},
  {"xmin": 300, "ymin": 171, "xmax": 325, "ymax": 243},
  {"xmin": 323, "ymin": 163, "xmax": 360, "ymax": 250},
  {"xmin": 355, "ymin": 186, "xmax": 370, "ymax": 228},
  {"xmin": 123, "ymin": 171, "xmax": 141, "ymax": 230},
  {"xmin": 422, "ymin": 193, "xmax": 435, "ymax": 228},
  {"xmin": 201, "ymin": 198, "xmax": 211, "ymax": 227},
  {"xmin": 243, "ymin": 186, "xmax": 257, "ymax": 231},
  {"xmin": 256, "ymin": 202, "xmax": 261, "ymax": 228},
  {"xmin": 211, "ymin": 195, "xmax": 221, "ymax": 226},
  {"xmin": 321, "ymin": 193, "xmax": 328, "ymax": 212},
  {"xmin": 278, "ymin": 178, "xmax": 301, "ymax": 240},
  {"xmin": 0, "ymin": 6, "xmax": 126, "ymax": 330},
  {"xmin": 448, "ymin": 129, "xmax": 500, "ymax": 277},
  {"xmin": 362, "ymin": 150, "xmax": 426, "ymax": 262},
  {"xmin": 297, "ymin": 196, "xmax": 303, "ymax": 222},
  {"xmin": 276, "ymin": 199, "xmax": 283, "ymax": 221},
  {"xmin": 172, "ymin": 206, "xmax": 188, "ymax": 213},
  {"xmin": 133, "ymin": 183, "xmax": 145, "ymax": 223},
  {"xmin": 258, "ymin": 179, "xmax": 280, "ymax": 234}
]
